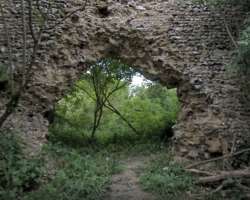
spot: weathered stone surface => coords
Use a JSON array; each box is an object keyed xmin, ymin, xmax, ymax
[{"xmin": 1, "ymin": 0, "xmax": 250, "ymax": 160}]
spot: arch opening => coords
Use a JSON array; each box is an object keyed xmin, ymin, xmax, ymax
[{"xmin": 47, "ymin": 58, "xmax": 181, "ymax": 147}]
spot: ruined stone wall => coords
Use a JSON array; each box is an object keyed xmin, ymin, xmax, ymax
[{"xmin": 0, "ymin": 0, "xmax": 249, "ymax": 160}]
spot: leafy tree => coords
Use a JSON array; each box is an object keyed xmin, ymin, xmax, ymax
[
  {"xmin": 78, "ymin": 59, "xmax": 138, "ymax": 139},
  {"xmin": 50, "ymin": 67, "xmax": 180, "ymax": 145}
]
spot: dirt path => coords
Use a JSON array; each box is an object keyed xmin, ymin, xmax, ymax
[{"xmin": 104, "ymin": 157, "xmax": 155, "ymax": 200}]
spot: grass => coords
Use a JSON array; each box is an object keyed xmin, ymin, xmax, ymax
[
  {"xmin": 139, "ymin": 153, "xmax": 195, "ymax": 200},
  {"xmin": 1, "ymin": 129, "xmax": 197, "ymax": 200},
  {"xmin": 22, "ymin": 139, "xmax": 172, "ymax": 200},
  {"xmin": 23, "ymin": 143, "xmax": 121, "ymax": 200}
]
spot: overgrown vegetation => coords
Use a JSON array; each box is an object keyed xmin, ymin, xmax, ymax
[
  {"xmin": 0, "ymin": 130, "xmax": 121, "ymax": 200},
  {"xmin": 0, "ymin": 130, "xmax": 182, "ymax": 200},
  {"xmin": 49, "ymin": 60, "xmax": 180, "ymax": 146},
  {"xmin": 0, "ymin": 59, "xmax": 182, "ymax": 200},
  {"xmin": 0, "ymin": 130, "xmax": 43, "ymax": 200},
  {"xmin": 139, "ymin": 154, "xmax": 194, "ymax": 200},
  {"xmin": 1, "ymin": 0, "xmax": 250, "ymax": 199},
  {"xmin": 78, "ymin": 59, "xmax": 138, "ymax": 139},
  {"xmin": 23, "ymin": 144, "xmax": 120, "ymax": 200}
]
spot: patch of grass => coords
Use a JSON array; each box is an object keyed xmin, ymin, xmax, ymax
[
  {"xmin": 139, "ymin": 153, "xmax": 194, "ymax": 200},
  {"xmin": 23, "ymin": 140, "xmax": 170, "ymax": 200},
  {"xmin": 23, "ymin": 143, "xmax": 120, "ymax": 200},
  {"xmin": 0, "ymin": 128, "xmax": 178, "ymax": 200}
]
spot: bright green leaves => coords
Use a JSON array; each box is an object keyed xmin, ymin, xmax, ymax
[
  {"xmin": 82, "ymin": 59, "xmax": 136, "ymax": 97},
  {"xmin": 86, "ymin": 59, "xmax": 136, "ymax": 83},
  {"xmin": 50, "ymin": 59, "xmax": 180, "ymax": 145}
]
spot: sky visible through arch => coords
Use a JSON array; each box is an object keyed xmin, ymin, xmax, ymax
[{"xmin": 131, "ymin": 73, "xmax": 151, "ymax": 87}]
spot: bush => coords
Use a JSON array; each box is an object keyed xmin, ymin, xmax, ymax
[{"xmin": 0, "ymin": 130, "xmax": 43, "ymax": 200}]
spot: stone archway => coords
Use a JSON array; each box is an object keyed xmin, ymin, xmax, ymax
[{"xmin": 1, "ymin": 0, "xmax": 250, "ymax": 160}]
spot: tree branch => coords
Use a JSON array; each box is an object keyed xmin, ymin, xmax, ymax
[
  {"xmin": 104, "ymin": 99, "xmax": 139, "ymax": 135},
  {"xmin": 197, "ymin": 169, "xmax": 250, "ymax": 184},
  {"xmin": 186, "ymin": 148, "xmax": 250, "ymax": 169},
  {"xmin": 75, "ymin": 85, "xmax": 95, "ymax": 101}
]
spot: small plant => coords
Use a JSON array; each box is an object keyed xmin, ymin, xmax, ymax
[{"xmin": 139, "ymin": 154, "xmax": 194, "ymax": 200}]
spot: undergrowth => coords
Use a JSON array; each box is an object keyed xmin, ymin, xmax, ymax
[
  {"xmin": 0, "ymin": 130, "xmax": 43, "ymax": 200},
  {"xmin": 0, "ymin": 128, "xmax": 201, "ymax": 200},
  {"xmin": 139, "ymin": 153, "xmax": 194, "ymax": 200},
  {"xmin": 23, "ymin": 143, "xmax": 121, "ymax": 200},
  {"xmin": 24, "ymin": 141, "xmax": 169, "ymax": 200},
  {"xmin": 0, "ymin": 130, "xmax": 123, "ymax": 200}
]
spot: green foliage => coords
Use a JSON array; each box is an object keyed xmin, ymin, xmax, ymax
[
  {"xmin": 114, "ymin": 86, "xmax": 179, "ymax": 141},
  {"xmin": 81, "ymin": 59, "xmax": 138, "ymax": 138},
  {"xmin": 0, "ymin": 130, "xmax": 43, "ymax": 200},
  {"xmin": 44, "ymin": 59, "xmax": 181, "ymax": 200},
  {"xmin": 132, "ymin": 84, "xmax": 180, "ymax": 127},
  {"xmin": 49, "ymin": 73, "xmax": 180, "ymax": 146},
  {"xmin": 50, "ymin": 59, "xmax": 138, "ymax": 141},
  {"xmin": 23, "ymin": 141, "xmax": 170, "ymax": 200},
  {"xmin": 84, "ymin": 59, "xmax": 136, "ymax": 83},
  {"xmin": 24, "ymin": 144, "xmax": 119, "ymax": 200},
  {"xmin": 49, "ymin": 84, "xmax": 94, "ymax": 146},
  {"xmin": 139, "ymin": 154, "xmax": 194, "ymax": 200}
]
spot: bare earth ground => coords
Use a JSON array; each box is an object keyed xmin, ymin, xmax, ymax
[{"xmin": 104, "ymin": 157, "xmax": 155, "ymax": 200}]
